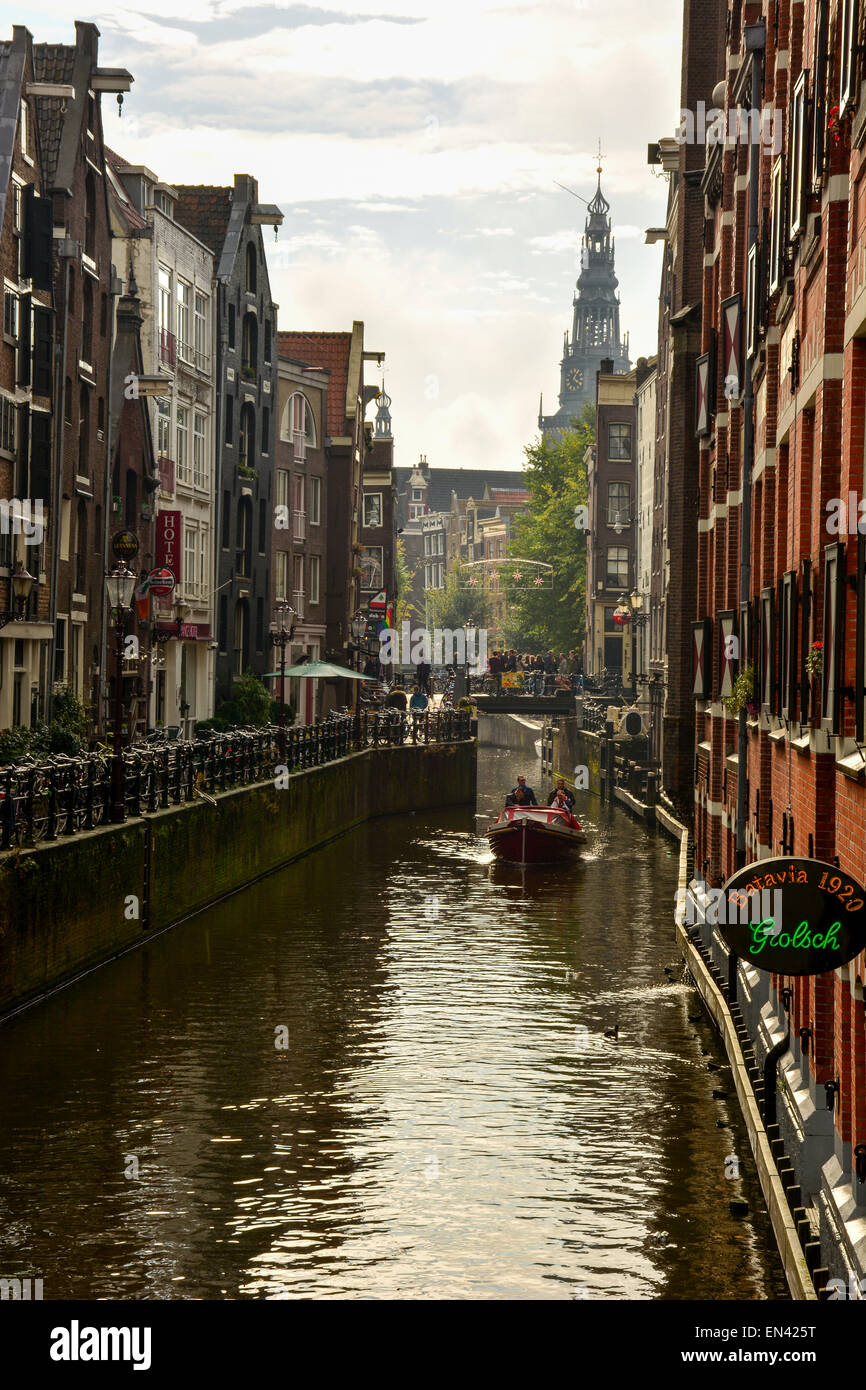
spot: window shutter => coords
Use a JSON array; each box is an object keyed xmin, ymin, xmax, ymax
[
  {"xmin": 780, "ymin": 570, "xmax": 798, "ymax": 719},
  {"xmin": 17, "ymin": 292, "xmax": 31, "ymax": 388},
  {"xmin": 822, "ymin": 542, "xmax": 845, "ymax": 734},
  {"xmin": 719, "ymin": 610, "xmax": 737, "ymax": 699},
  {"xmin": 30, "ymin": 409, "xmax": 51, "ymax": 503},
  {"xmin": 761, "ymin": 587, "xmax": 776, "ymax": 712},
  {"xmin": 800, "ymin": 559, "xmax": 812, "ymax": 720},
  {"xmin": 32, "ymin": 306, "xmax": 52, "ymax": 397},
  {"xmin": 691, "ymin": 618, "xmax": 712, "ymax": 700},
  {"xmin": 28, "ymin": 194, "xmax": 54, "ymax": 292}
]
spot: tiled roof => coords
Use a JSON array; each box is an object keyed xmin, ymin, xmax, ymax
[
  {"xmin": 173, "ymin": 184, "xmax": 233, "ymax": 255},
  {"xmin": 32, "ymin": 43, "xmax": 75, "ymax": 189},
  {"xmin": 278, "ymin": 331, "xmax": 352, "ymax": 437},
  {"xmin": 104, "ymin": 146, "xmax": 148, "ymax": 231},
  {"xmin": 489, "ymin": 489, "xmax": 530, "ymax": 504},
  {"xmin": 394, "ymin": 466, "xmax": 526, "ymax": 522}
]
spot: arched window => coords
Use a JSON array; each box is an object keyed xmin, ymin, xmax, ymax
[
  {"xmin": 75, "ymin": 500, "xmax": 87, "ymax": 592},
  {"xmin": 279, "ymin": 392, "xmax": 316, "ymax": 449},
  {"xmin": 239, "ymin": 402, "xmax": 255, "ymax": 471},
  {"xmin": 78, "ymin": 386, "xmax": 90, "ymax": 474},
  {"xmin": 242, "ymin": 312, "xmax": 257, "ymax": 374},
  {"xmin": 245, "ymin": 242, "xmax": 256, "ymax": 293}
]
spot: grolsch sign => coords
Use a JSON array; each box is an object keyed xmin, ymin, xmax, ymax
[{"xmin": 718, "ymin": 857, "xmax": 866, "ymax": 975}]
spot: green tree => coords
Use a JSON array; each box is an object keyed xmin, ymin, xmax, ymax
[
  {"xmin": 428, "ymin": 565, "xmax": 492, "ymax": 632},
  {"xmin": 216, "ymin": 670, "xmax": 272, "ymax": 727},
  {"xmin": 504, "ymin": 404, "xmax": 593, "ymax": 653},
  {"xmin": 395, "ymin": 536, "xmax": 417, "ymax": 624}
]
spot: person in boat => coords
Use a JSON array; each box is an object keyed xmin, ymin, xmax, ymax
[
  {"xmin": 509, "ymin": 775, "xmax": 537, "ymax": 805},
  {"xmin": 548, "ymin": 778, "xmax": 575, "ymax": 812}
]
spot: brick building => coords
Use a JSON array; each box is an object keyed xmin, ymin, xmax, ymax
[
  {"xmin": 274, "ymin": 345, "xmax": 329, "ymax": 724},
  {"xmin": 0, "ymin": 26, "xmax": 54, "ymax": 727},
  {"xmin": 174, "ymin": 175, "xmax": 282, "ymax": 707},
  {"xmin": 689, "ymin": 0, "xmax": 866, "ymax": 1286}
]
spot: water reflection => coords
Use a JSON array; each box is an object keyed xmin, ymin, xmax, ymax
[{"xmin": 0, "ymin": 744, "xmax": 787, "ymax": 1300}]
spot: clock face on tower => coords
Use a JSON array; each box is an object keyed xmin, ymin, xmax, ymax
[{"xmin": 565, "ymin": 366, "xmax": 584, "ymax": 392}]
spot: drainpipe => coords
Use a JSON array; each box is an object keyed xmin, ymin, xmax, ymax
[
  {"xmin": 47, "ymin": 243, "xmax": 77, "ymax": 723},
  {"xmin": 210, "ymin": 278, "xmax": 226, "ymax": 716},
  {"xmin": 98, "ymin": 266, "xmax": 123, "ymax": 736},
  {"xmin": 735, "ymin": 21, "xmax": 765, "ymax": 872}
]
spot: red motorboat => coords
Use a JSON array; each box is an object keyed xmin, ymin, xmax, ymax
[{"xmin": 486, "ymin": 804, "xmax": 586, "ymax": 865}]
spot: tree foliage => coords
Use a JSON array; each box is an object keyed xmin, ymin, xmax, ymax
[
  {"xmin": 428, "ymin": 564, "xmax": 492, "ymax": 632},
  {"xmin": 394, "ymin": 537, "xmax": 418, "ymax": 624},
  {"xmin": 503, "ymin": 404, "xmax": 593, "ymax": 653}
]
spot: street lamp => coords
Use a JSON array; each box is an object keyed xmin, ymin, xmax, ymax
[
  {"xmin": 349, "ymin": 611, "xmax": 367, "ymax": 747},
  {"xmin": 269, "ymin": 601, "xmax": 295, "ymax": 759},
  {"xmin": 105, "ymin": 562, "xmax": 137, "ymax": 823},
  {"xmin": 0, "ymin": 561, "xmax": 36, "ymax": 629},
  {"xmin": 465, "ymin": 617, "xmax": 476, "ymax": 694}
]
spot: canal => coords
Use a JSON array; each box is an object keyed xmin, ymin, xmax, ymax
[{"xmin": 0, "ymin": 742, "xmax": 787, "ymax": 1300}]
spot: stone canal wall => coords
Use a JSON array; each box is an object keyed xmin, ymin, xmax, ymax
[
  {"xmin": 0, "ymin": 740, "xmax": 476, "ymax": 1018},
  {"xmin": 476, "ymin": 711, "xmax": 542, "ymax": 756}
]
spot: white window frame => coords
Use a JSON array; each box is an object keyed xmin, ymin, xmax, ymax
[
  {"xmin": 193, "ymin": 412, "xmax": 206, "ymax": 490},
  {"xmin": 769, "ymin": 156, "xmax": 784, "ymax": 293},
  {"xmin": 275, "ymin": 549, "xmax": 288, "ymax": 601},
  {"xmin": 841, "ymin": 0, "xmax": 859, "ymax": 114},
  {"xmin": 309, "ymin": 475, "xmax": 321, "ymax": 526},
  {"xmin": 363, "ymin": 492, "xmax": 382, "ymax": 528},
  {"xmin": 277, "ymin": 468, "xmax": 290, "ymax": 510},
  {"xmin": 193, "ymin": 290, "xmax": 208, "ymax": 371},
  {"xmin": 176, "ymin": 404, "xmax": 190, "ymax": 485},
  {"xmin": 789, "ymin": 71, "xmax": 809, "ymax": 240},
  {"xmin": 309, "ymin": 554, "xmax": 320, "ymax": 605},
  {"xmin": 177, "ymin": 279, "xmax": 192, "ymax": 363}
]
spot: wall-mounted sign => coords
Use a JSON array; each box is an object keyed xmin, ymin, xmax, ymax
[
  {"xmin": 111, "ymin": 529, "xmax": 139, "ymax": 560},
  {"xmin": 155, "ymin": 509, "xmax": 181, "ymax": 583},
  {"xmin": 147, "ymin": 567, "xmax": 175, "ymax": 597},
  {"xmin": 719, "ymin": 857, "xmax": 866, "ymax": 976}
]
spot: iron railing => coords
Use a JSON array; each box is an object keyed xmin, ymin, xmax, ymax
[{"xmin": 0, "ymin": 709, "xmax": 471, "ymax": 849}]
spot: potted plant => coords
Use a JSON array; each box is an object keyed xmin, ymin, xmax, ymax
[
  {"xmin": 721, "ymin": 663, "xmax": 756, "ymax": 717},
  {"xmin": 806, "ymin": 640, "xmax": 823, "ymax": 679}
]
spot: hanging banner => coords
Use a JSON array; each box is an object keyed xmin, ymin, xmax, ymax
[{"xmin": 718, "ymin": 857, "xmax": 866, "ymax": 976}]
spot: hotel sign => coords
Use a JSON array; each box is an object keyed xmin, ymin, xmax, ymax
[
  {"xmin": 719, "ymin": 857, "xmax": 866, "ymax": 975},
  {"xmin": 155, "ymin": 509, "xmax": 181, "ymax": 584}
]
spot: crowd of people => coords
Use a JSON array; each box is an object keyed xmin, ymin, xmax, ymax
[{"xmin": 484, "ymin": 649, "xmax": 583, "ymax": 695}]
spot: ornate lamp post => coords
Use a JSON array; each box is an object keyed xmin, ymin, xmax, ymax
[
  {"xmin": 0, "ymin": 561, "xmax": 36, "ymax": 629},
  {"xmin": 105, "ymin": 562, "xmax": 137, "ymax": 823},
  {"xmin": 350, "ymin": 611, "xmax": 366, "ymax": 747},
  {"xmin": 269, "ymin": 601, "xmax": 295, "ymax": 759}
]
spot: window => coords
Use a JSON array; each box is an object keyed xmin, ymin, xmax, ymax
[
  {"xmin": 275, "ymin": 550, "xmax": 288, "ymax": 600},
  {"xmin": 193, "ymin": 413, "xmax": 206, "ymax": 489},
  {"xmin": 194, "ymin": 290, "xmax": 207, "ymax": 370},
  {"xmin": 177, "ymin": 280, "xmax": 192, "ymax": 362},
  {"xmin": 54, "ymin": 617, "xmax": 66, "ymax": 683},
  {"xmin": 746, "ymin": 243, "xmax": 760, "ymax": 358},
  {"xmin": 20, "ymin": 100, "xmax": 30, "ymax": 159},
  {"xmin": 184, "ymin": 525, "xmax": 198, "ymax": 596},
  {"xmin": 822, "ymin": 543, "xmax": 844, "ymax": 733},
  {"xmin": 157, "ymin": 397, "xmax": 170, "ymax": 456},
  {"xmin": 790, "ymin": 71, "xmax": 809, "ymax": 239},
  {"xmin": 0, "ymin": 395, "xmax": 17, "ymax": 454},
  {"xmin": 75, "ymin": 500, "xmax": 87, "ymax": 593},
  {"xmin": 608, "ymin": 423, "xmax": 632, "ymax": 460},
  {"xmin": 264, "ymin": 319, "xmax": 272, "ymax": 363},
  {"xmin": 233, "ymin": 599, "xmax": 248, "ymax": 675},
  {"xmin": 607, "ymin": 481, "xmax": 630, "ymax": 527},
  {"xmin": 261, "ymin": 405, "xmax": 270, "ymax": 455},
  {"xmin": 606, "ymin": 546, "xmax": 629, "ymax": 588},
  {"xmin": 309, "ymin": 475, "xmax": 321, "ymax": 525},
  {"xmin": 176, "ymin": 404, "xmax": 190, "ymax": 484},
  {"xmin": 769, "ymin": 157, "xmax": 784, "ymax": 294},
  {"xmin": 256, "ymin": 597, "xmax": 264, "ymax": 652},
  {"xmin": 84, "ymin": 171, "xmax": 95, "ymax": 259},
  {"xmin": 412, "ymin": 488, "xmax": 423, "ymax": 501},
  {"xmin": 259, "ymin": 497, "xmax": 267, "ymax": 554},
  {"xmin": 293, "ymin": 554, "xmax": 304, "ymax": 602},
  {"xmin": 309, "ymin": 554, "xmax": 320, "ymax": 605},
  {"xmin": 239, "ymin": 403, "xmax": 255, "ymax": 471},
  {"xmin": 4, "ymin": 290, "xmax": 18, "ymax": 339},
  {"xmin": 78, "ymin": 386, "xmax": 89, "ymax": 475},
  {"xmin": 242, "ymin": 313, "xmax": 257, "ymax": 374},
  {"xmin": 360, "ymin": 546, "xmax": 383, "ymax": 591},
  {"xmin": 199, "ymin": 526, "xmax": 208, "ymax": 596},
  {"xmin": 222, "ymin": 490, "xmax": 230, "ymax": 550},
  {"xmin": 841, "ymin": 0, "xmax": 858, "ymax": 113},
  {"xmin": 277, "ymin": 469, "xmax": 289, "ymax": 509},
  {"xmin": 218, "ymin": 594, "xmax": 228, "ymax": 651},
  {"xmin": 227, "ymin": 303, "xmax": 236, "ymax": 350},
  {"xmin": 236, "ymin": 498, "xmax": 252, "ymax": 576},
  {"xmin": 225, "ymin": 394, "xmax": 233, "ymax": 445},
  {"xmin": 82, "ymin": 278, "xmax": 93, "ymax": 363},
  {"xmin": 158, "ymin": 266, "xmax": 174, "ymax": 363},
  {"xmin": 363, "ymin": 493, "xmax": 382, "ymax": 528},
  {"xmin": 245, "ymin": 242, "xmax": 257, "ymax": 293}
]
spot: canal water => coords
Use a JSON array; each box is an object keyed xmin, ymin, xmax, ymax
[{"xmin": 0, "ymin": 744, "xmax": 787, "ymax": 1300}]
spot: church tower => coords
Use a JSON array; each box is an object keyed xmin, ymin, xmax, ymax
[{"xmin": 540, "ymin": 160, "xmax": 631, "ymax": 434}]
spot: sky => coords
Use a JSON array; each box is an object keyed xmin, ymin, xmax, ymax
[{"xmin": 11, "ymin": 0, "xmax": 684, "ymax": 471}]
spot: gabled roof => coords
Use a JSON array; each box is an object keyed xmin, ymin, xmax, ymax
[
  {"xmin": 394, "ymin": 466, "xmax": 526, "ymax": 519},
  {"xmin": 278, "ymin": 331, "xmax": 353, "ymax": 437},
  {"xmin": 173, "ymin": 185, "xmax": 233, "ymax": 257},
  {"xmin": 31, "ymin": 41, "xmax": 75, "ymax": 189},
  {"xmin": 104, "ymin": 145, "xmax": 147, "ymax": 231},
  {"xmin": 0, "ymin": 37, "xmax": 23, "ymax": 237}
]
